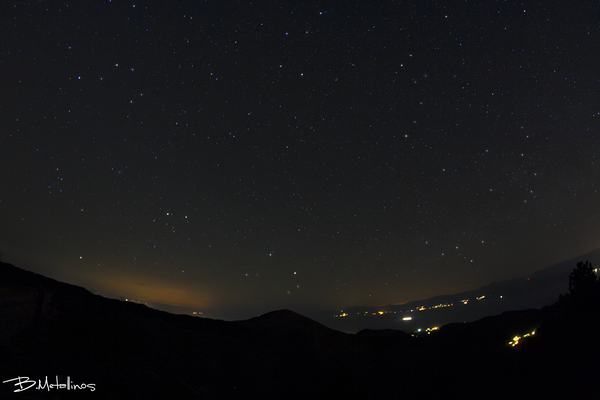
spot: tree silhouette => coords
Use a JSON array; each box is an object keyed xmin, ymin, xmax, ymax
[{"xmin": 560, "ymin": 260, "xmax": 599, "ymax": 304}]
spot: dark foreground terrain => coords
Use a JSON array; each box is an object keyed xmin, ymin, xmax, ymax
[{"xmin": 1, "ymin": 261, "xmax": 599, "ymax": 399}]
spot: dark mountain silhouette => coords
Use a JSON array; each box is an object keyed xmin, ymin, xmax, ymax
[
  {"xmin": 1, "ymin": 260, "xmax": 599, "ymax": 399},
  {"xmin": 312, "ymin": 248, "xmax": 600, "ymax": 333}
]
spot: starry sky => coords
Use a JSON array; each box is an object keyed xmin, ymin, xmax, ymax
[{"xmin": 1, "ymin": 1, "xmax": 599, "ymax": 320}]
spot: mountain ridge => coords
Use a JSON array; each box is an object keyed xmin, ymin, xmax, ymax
[
  {"xmin": 310, "ymin": 248, "xmax": 600, "ymax": 332},
  {"xmin": 2, "ymin": 260, "xmax": 599, "ymax": 399}
]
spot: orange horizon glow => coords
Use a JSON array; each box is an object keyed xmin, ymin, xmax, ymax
[{"xmin": 69, "ymin": 268, "xmax": 215, "ymax": 310}]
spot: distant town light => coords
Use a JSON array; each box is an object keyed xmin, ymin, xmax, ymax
[{"xmin": 403, "ymin": 317, "xmax": 412, "ymax": 321}]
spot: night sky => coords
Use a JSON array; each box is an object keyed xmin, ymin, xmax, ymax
[{"xmin": 2, "ymin": 1, "xmax": 599, "ymax": 320}]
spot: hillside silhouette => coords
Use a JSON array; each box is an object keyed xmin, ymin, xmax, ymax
[
  {"xmin": 1, "ymin": 260, "xmax": 599, "ymax": 399},
  {"xmin": 311, "ymin": 248, "xmax": 600, "ymax": 333}
]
